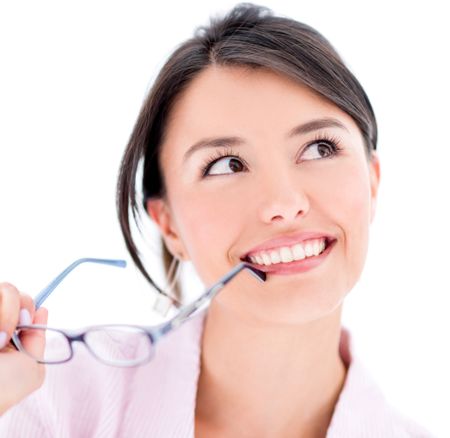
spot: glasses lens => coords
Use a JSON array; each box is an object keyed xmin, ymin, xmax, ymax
[
  {"xmin": 84, "ymin": 326, "xmax": 153, "ymax": 366},
  {"xmin": 16, "ymin": 327, "xmax": 72, "ymax": 363}
]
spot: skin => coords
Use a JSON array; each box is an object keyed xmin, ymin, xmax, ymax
[
  {"xmin": 147, "ymin": 66, "xmax": 380, "ymax": 437},
  {"xmin": 0, "ymin": 283, "xmax": 48, "ymax": 415}
]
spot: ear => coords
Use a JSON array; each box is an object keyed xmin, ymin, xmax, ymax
[
  {"xmin": 146, "ymin": 198, "xmax": 188, "ymax": 261},
  {"xmin": 368, "ymin": 151, "xmax": 381, "ymax": 223}
]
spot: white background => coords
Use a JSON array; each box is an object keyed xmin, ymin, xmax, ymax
[{"xmin": 0, "ymin": 1, "xmax": 448, "ymax": 435}]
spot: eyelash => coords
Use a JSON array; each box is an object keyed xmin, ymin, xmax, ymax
[{"xmin": 200, "ymin": 133, "xmax": 344, "ymax": 178}]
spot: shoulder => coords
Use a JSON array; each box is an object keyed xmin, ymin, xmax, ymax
[{"xmin": 327, "ymin": 327, "xmax": 436, "ymax": 438}]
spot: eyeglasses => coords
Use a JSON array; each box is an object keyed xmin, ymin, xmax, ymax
[{"xmin": 11, "ymin": 258, "xmax": 266, "ymax": 367}]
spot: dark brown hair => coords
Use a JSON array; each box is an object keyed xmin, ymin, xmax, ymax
[{"xmin": 116, "ymin": 2, "xmax": 378, "ymax": 306}]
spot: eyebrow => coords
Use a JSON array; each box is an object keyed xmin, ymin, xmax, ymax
[{"xmin": 183, "ymin": 117, "xmax": 349, "ymax": 161}]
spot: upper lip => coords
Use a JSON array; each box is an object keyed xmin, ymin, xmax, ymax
[{"xmin": 240, "ymin": 231, "xmax": 336, "ymax": 260}]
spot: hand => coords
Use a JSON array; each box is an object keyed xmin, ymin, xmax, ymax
[{"xmin": 0, "ymin": 282, "xmax": 48, "ymax": 416}]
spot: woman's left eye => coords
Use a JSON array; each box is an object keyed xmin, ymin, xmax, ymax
[{"xmin": 300, "ymin": 140, "xmax": 341, "ymax": 161}]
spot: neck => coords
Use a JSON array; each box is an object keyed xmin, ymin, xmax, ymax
[{"xmin": 195, "ymin": 302, "xmax": 348, "ymax": 438}]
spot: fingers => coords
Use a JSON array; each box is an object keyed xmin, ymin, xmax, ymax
[
  {"xmin": 0, "ymin": 283, "xmax": 21, "ymax": 348},
  {"xmin": 0, "ymin": 282, "xmax": 40, "ymax": 350},
  {"xmin": 18, "ymin": 293, "xmax": 35, "ymax": 325},
  {"xmin": 34, "ymin": 307, "xmax": 48, "ymax": 325}
]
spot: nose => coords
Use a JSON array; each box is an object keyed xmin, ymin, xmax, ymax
[{"xmin": 258, "ymin": 171, "xmax": 310, "ymax": 224}]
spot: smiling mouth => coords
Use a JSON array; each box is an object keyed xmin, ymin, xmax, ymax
[
  {"xmin": 239, "ymin": 237, "xmax": 337, "ymax": 276},
  {"xmin": 240, "ymin": 237, "xmax": 337, "ymax": 267}
]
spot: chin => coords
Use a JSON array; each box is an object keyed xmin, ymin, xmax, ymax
[{"xmin": 215, "ymin": 282, "xmax": 348, "ymax": 326}]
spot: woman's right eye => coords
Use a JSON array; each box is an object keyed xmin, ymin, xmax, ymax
[
  {"xmin": 208, "ymin": 156, "xmax": 245, "ymax": 175},
  {"xmin": 202, "ymin": 154, "xmax": 246, "ymax": 177}
]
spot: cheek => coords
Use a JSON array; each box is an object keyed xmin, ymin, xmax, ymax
[
  {"xmin": 325, "ymin": 163, "xmax": 371, "ymax": 224},
  {"xmin": 171, "ymin": 185, "xmax": 245, "ymax": 283},
  {"xmin": 325, "ymin": 162, "xmax": 372, "ymax": 282}
]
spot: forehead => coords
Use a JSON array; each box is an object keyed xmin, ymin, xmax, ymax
[{"xmin": 162, "ymin": 66, "xmax": 360, "ymax": 157}]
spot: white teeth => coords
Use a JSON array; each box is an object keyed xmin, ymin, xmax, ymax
[
  {"xmin": 261, "ymin": 253, "xmax": 272, "ymax": 266},
  {"xmin": 279, "ymin": 247, "xmax": 294, "ymax": 263},
  {"xmin": 313, "ymin": 240, "xmax": 320, "ymax": 254},
  {"xmin": 248, "ymin": 238, "xmax": 328, "ymax": 266},
  {"xmin": 304, "ymin": 243, "xmax": 314, "ymax": 257},
  {"xmin": 292, "ymin": 244, "xmax": 306, "ymax": 260},
  {"xmin": 269, "ymin": 250, "xmax": 281, "ymax": 264}
]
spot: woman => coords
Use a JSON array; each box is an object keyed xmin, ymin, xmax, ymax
[{"xmin": 0, "ymin": 3, "xmax": 434, "ymax": 437}]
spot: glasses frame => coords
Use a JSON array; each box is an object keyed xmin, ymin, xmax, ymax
[{"xmin": 11, "ymin": 257, "xmax": 266, "ymax": 367}]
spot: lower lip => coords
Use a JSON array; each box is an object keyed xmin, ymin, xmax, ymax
[{"xmin": 244, "ymin": 239, "xmax": 337, "ymax": 275}]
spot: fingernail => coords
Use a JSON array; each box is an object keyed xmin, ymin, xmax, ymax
[
  {"xmin": 0, "ymin": 331, "xmax": 7, "ymax": 349},
  {"xmin": 19, "ymin": 308, "xmax": 32, "ymax": 326}
]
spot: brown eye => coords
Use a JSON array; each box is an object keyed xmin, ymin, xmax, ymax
[
  {"xmin": 205, "ymin": 156, "xmax": 245, "ymax": 176},
  {"xmin": 301, "ymin": 141, "xmax": 338, "ymax": 161}
]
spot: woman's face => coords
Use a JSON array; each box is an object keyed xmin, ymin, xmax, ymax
[{"xmin": 147, "ymin": 66, "xmax": 380, "ymax": 325}]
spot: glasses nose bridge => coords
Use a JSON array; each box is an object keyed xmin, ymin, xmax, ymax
[
  {"xmin": 70, "ymin": 333, "xmax": 85, "ymax": 342},
  {"xmin": 64, "ymin": 332, "xmax": 86, "ymax": 358},
  {"xmin": 60, "ymin": 332, "xmax": 96, "ymax": 363}
]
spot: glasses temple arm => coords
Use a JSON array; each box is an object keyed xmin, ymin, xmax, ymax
[
  {"xmin": 153, "ymin": 263, "xmax": 266, "ymax": 340},
  {"xmin": 34, "ymin": 258, "xmax": 127, "ymax": 308}
]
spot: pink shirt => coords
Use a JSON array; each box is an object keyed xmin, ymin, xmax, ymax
[{"xmin": 0, "ymin": 309, "xmax": 434, "ymax": 437}]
